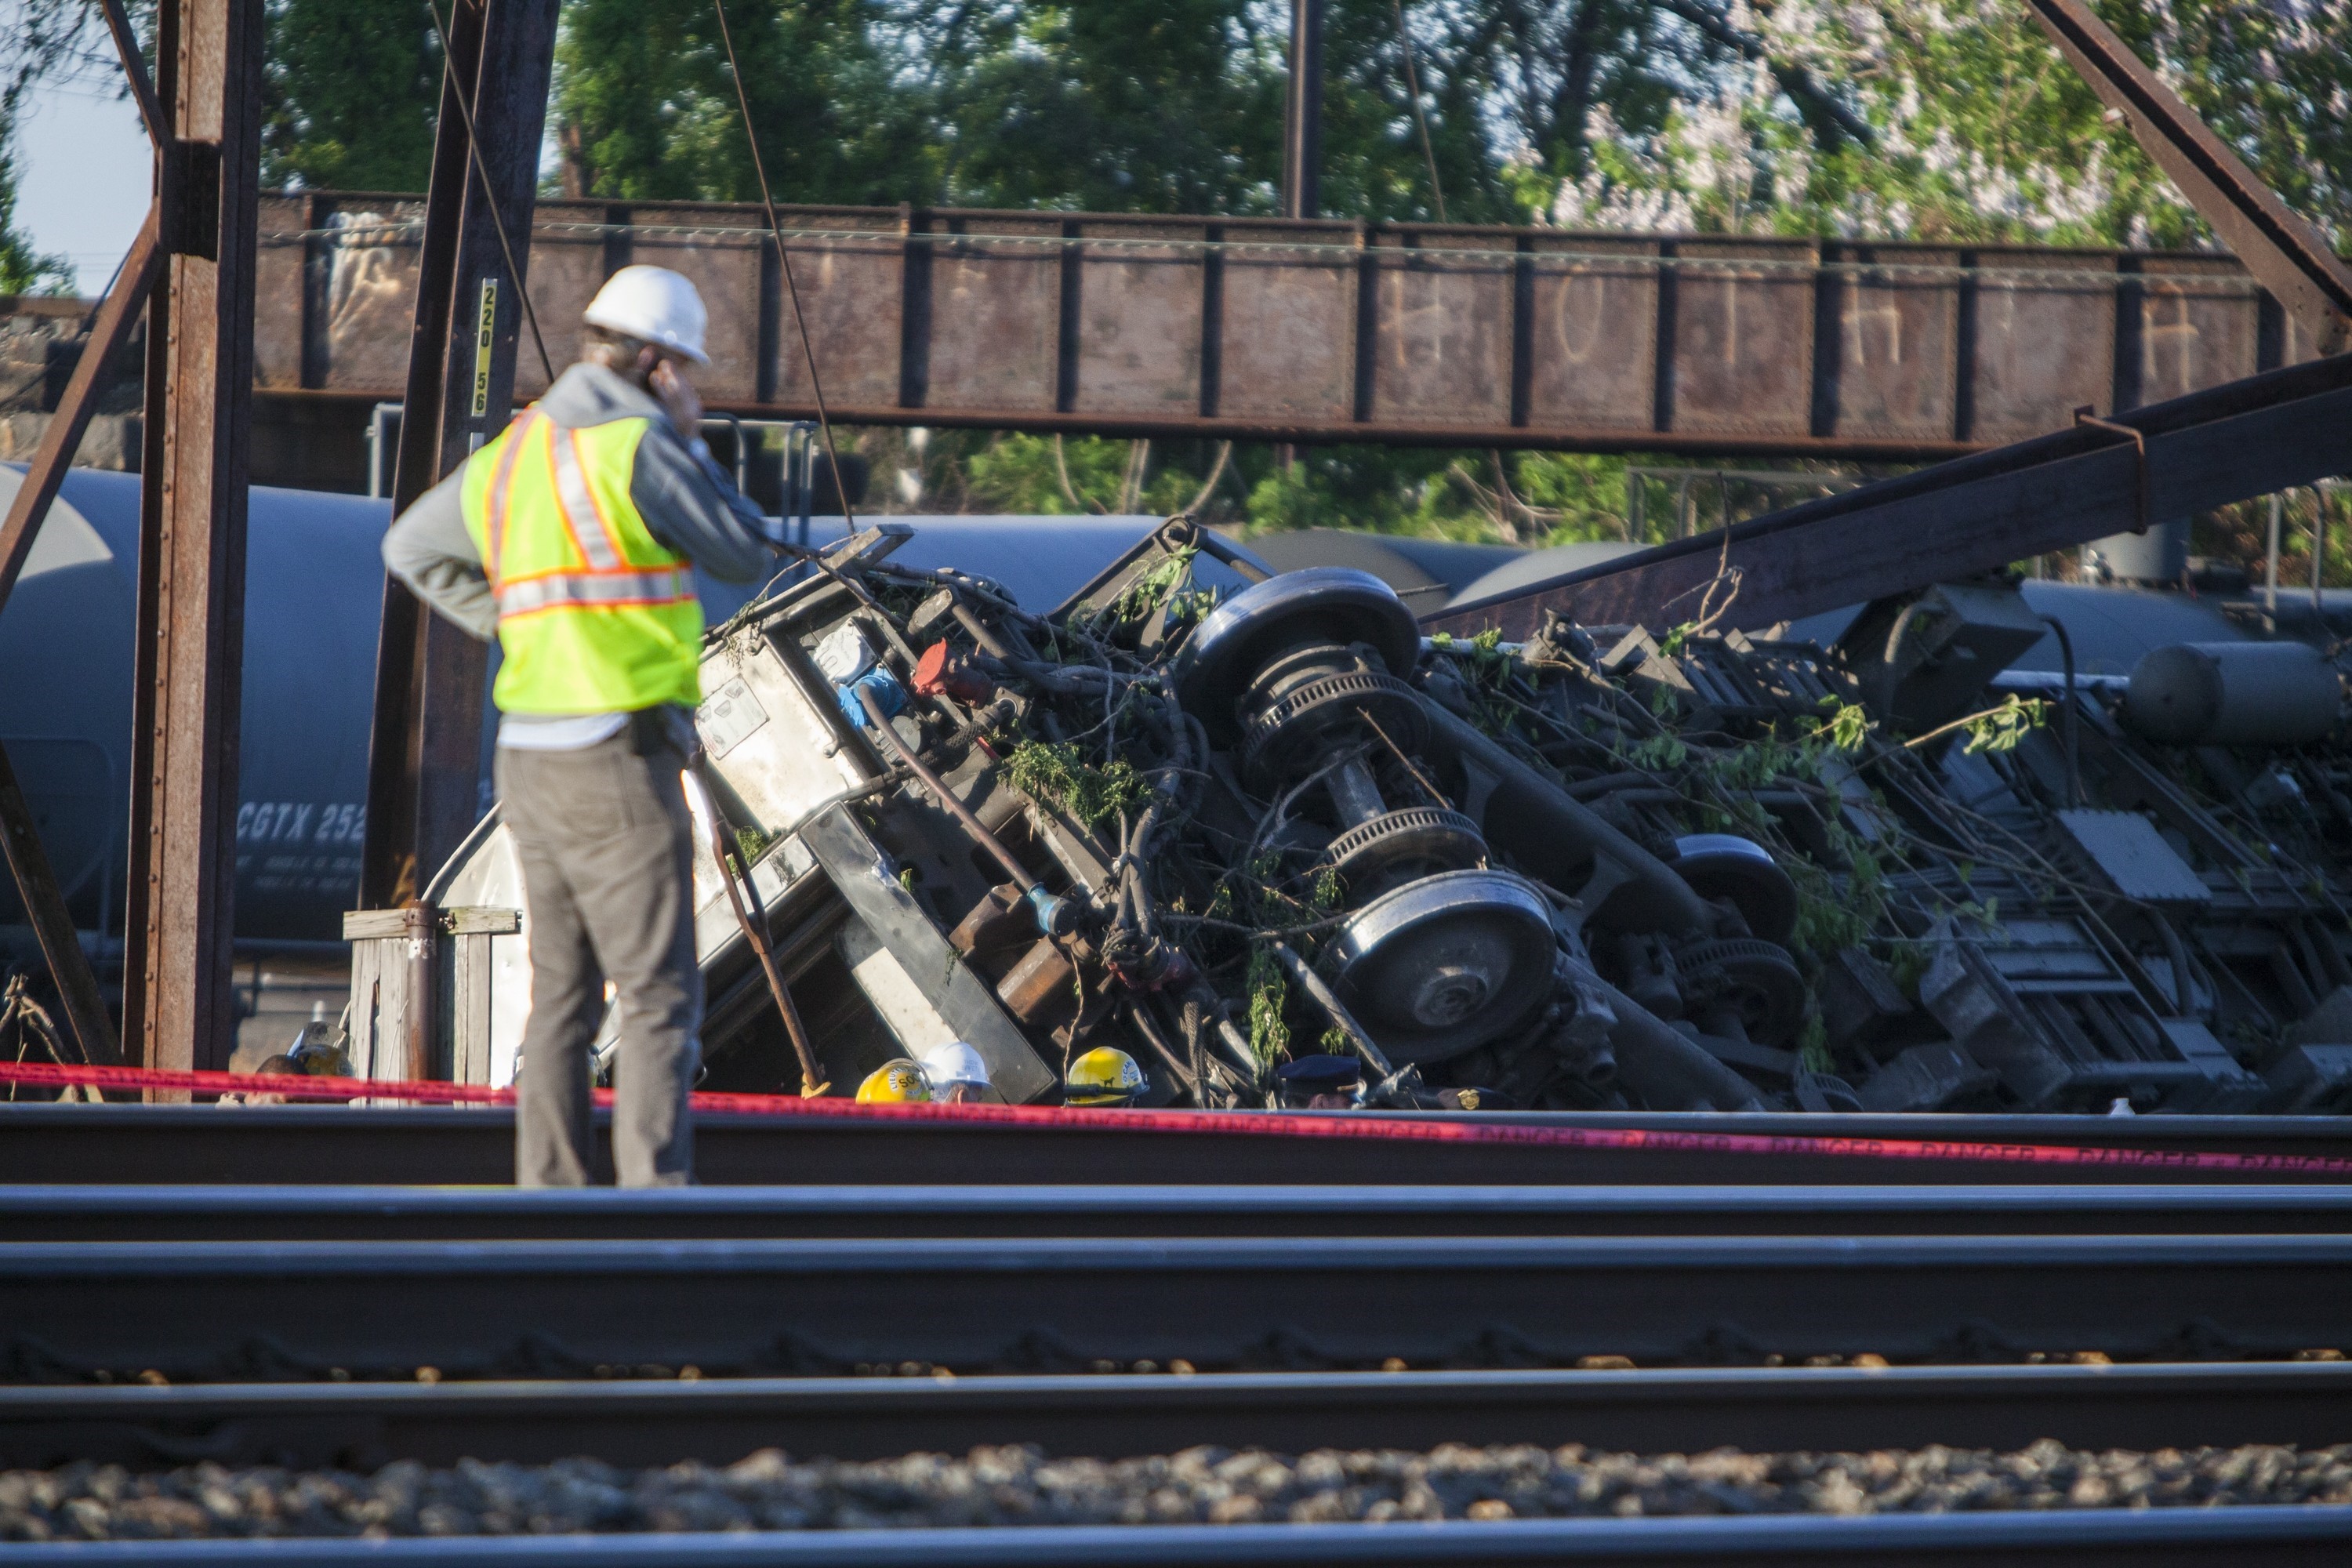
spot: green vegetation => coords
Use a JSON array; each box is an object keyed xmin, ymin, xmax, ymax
[
  {"xmin": 1001, "ymin": 738, "xmax": 1150, "ymax": 829},
  {"xmin": 1246, "ymin": 944, "xmax": 1290, "ymax": 1065},
  {"xmin": 262, "ymin": 0, "xmax": 442, "ymax": 191},
  {"xmin": 0, "ymin": 153, "xmax": 68, "ymax": 296}
]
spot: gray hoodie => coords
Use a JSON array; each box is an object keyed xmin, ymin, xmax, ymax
[{"xmin": 381, "ymin": 361, "xmax": 775, "ymax": 646}]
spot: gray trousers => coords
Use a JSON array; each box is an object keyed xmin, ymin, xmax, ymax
[{"xmin": 496, "ymin": 728, "xmax": 702, "ymax": 1186}]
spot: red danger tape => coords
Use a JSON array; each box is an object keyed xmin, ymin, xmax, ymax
[{"xmin": 2, "ymin": 1058, "xmax": 2350, "ymax": 1176}]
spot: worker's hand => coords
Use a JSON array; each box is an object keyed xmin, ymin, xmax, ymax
[{"xmin": 651, "ymin": 357, "xmax": 702, "ymax": 435}]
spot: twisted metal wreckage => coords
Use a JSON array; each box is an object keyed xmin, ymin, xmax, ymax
[
  {"xmin": 391, "ymin": 510, "xmax": 2352, "ymax": 1119},
  {"xmin": 332, "ymin": 0, "xmax": 2352, "ymax": 1121}
]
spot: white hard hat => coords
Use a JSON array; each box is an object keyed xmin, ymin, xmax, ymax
[
  {"xmin": 917, "ymin": 1040, "xmax": 992, "ymax": 1094},
  {"xmin": 583, "ymin": 265, "xmax": 710, "ymax": 365}
]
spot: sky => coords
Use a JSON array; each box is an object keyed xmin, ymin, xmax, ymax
[{"xmin": 16, "ymin": 74, "xmax": 152, "ymax": 297}]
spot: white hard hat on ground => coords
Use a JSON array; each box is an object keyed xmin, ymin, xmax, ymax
[
  {"xmin": 583, "ymin": 265, "xmax": 710, "ymax": 366},
  {"xmin": 917, "ymin": 1040, "xmax": 993, "ymax": 1098}
]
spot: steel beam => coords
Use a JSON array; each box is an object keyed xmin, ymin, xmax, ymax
[
  {"xmin": 93, "ymin": 0, "xmax": 167, "ymax": 145},
  {"xmin": 358, "ymin": 0, "xmax": 560, "ymax": 909},
  {"xmin": 254, "ymin": 195, "xmax": 2299, "ymax": 459},
  {"xmin": 7, "ymin": 1183, "xmax": 2352, "ymax": 1243},
  {"xmin": 2027, "ymin": 0, "xmax": 2352, "ymax": 354},
  {"xmin": 4, "ymin": 1234, "xmax": 2350, "ymax": 1378},
  {"xmin": 1424, "ymin": 348, "xmax": 2352, "ymax": 640},
  {"xmin": 121, "ymin": 0, "xmax": 263, "ymax": 1079},
  {"xmin": 4, "ymin": 1104, "xmax": 2352, "ymax": 1187}
]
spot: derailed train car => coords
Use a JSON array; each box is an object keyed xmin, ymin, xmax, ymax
[{"xmin": 405, "ymin": 514, "xmax": 2352, "ymax": 1116}]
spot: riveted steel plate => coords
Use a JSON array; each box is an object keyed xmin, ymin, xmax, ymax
[
  {"xmin": 2137, "ymin": 256, "xmax": 2260, "ymax": 406},
  {"xmin": 923, "ymin": 214, "xmax": 1063, "ymax": 415},
  {"xmin": 623, "ymin": 205, "xmax": 765, "ymax": 405},
  {"xmin": 768, "ymin": 209, "xmax": 904, "ymax": 412},
  {"xmin": 1215, "ymin": 223, "xmax": 1357, "ymax": 424},
  {"xmin": 1365, "ymin": 230, "xmax": 1515, "ymax": 430},
  {"xmin": 1970, "ymin": 249, "xmax": 2118, "ymax": 441},
  {"xmin": 1072, "ymin": 221, "xmax": 1204, "ymax": 418},
  {"xmin": 1824, "ymin": 245, "xmax": 1961, "ymax": 442},
  {"xmin": 1524, "ymin": 235, "xmax": 1659, "ymax": 434},
  {"xmin": 1666, "ymin": 240, "xmax": 1817, "ymax": 438}
]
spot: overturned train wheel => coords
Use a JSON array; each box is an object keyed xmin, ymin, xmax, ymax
[
  {"xmin": 1175, "ymin": 567, "xmax": 1423, "ymax": 742},
  {"xmin": 1318, "ymin": 869, "xmax": 1557, "ymax": 1064},
  {"xmin": 1325, "ymin": 807, "xmax": 1486, "ymax": 898},
  {"xmin": 1239, "ymin": 668, "xmax": 1426, "ymax": 793}
]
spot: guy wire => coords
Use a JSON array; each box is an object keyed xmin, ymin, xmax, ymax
[
  {"xmin": 1391, "ymin": 0, "xmax": 1446, "ymax": 222},
  {"xmin": 424, "ymin": 0, "xmax": 555, "ymax": 388},
  {"xmin": 711, "ymin": 0, "xmax": 857, "ymax": 529}
]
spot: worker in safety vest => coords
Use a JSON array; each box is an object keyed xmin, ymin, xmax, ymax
[{"xmin": 382, "ymin": 266, "xmax": 776, "ymax": 1186}]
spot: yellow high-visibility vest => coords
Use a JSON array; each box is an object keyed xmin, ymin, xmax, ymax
[{"xmin": 459, "ymin": 410, "xmax": 703, "ymax": 714}]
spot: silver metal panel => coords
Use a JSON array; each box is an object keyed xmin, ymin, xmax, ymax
[
  {"xmin": 2057, "ymin": 808, "xmax": 2213, "ymax": 906},
  {"xmin": 799, "ymin": 800, "xmax": 1058, "ymax": 1104}
]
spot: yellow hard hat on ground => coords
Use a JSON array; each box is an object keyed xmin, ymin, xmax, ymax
[
  {"xmin": 1065, "ymin": 1045, "xmax": 1146, "ymax": 1107},
  {"xmin": 856, "ymin": 1058, "xmax": 933, "ymax": 1104}
]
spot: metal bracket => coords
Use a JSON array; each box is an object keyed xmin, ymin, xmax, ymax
[
  {"xmin": 819, "ymin": 521, "xmax": 914, "ymax": 569},
  {"xmin": 158, "ymin": 139, "xmax": 222, "ymax": 260},
  {"xmin": 2073, "ymin": 405, "xmax": 2151, "ymax": 535}
]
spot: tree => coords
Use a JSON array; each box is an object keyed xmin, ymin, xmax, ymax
[
  {"xmin": 0, "ymin": 151, "xmax": 70, "ymax": 296},
  {"xmin": 261, "ymin": 0, "xmax": 442, "ymax": 192},
  {"xmin": 16, "ymin": 1, "xmax": 2352, "ymax": 548},
  {"xmin": 898, "ymin": 0, "xmax": 1282, "ymax": 214},
  {"xmin": 1531, "ymin": 1, "xmax": 2352, "ymax": 251},
  {"xmin": 554, "ymin": 0, "xmax": 934, "ymax": 203}
]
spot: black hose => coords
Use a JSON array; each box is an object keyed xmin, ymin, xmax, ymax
[
  {"xmin": 2040, "ymin": 614, "xmax": 2085, "ymax": 808},
  {"xmin": 1269, "ymin": 940, "xmax": 1397, "ymax": 1080}
]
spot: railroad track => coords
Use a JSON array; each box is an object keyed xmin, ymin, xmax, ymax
[
  {"xmin": 9, "ymin": 1183, "xmax": 2352, "ymax": 1242},
  {"xmin": 10, "ymin": 1117, "xmax": 2352, "ymax": 1561},
  {"xmin": 7, "ymin": 1103, "xmax": 2352, "ymax": 1185},
  {"xmin": 5, "ymin": 1234, "xmax": 2349, "ymax": 1381},
  {"xmin": 6, "ymin": 1510, "xmax": 2352, "ymax": 1565},
  {"xmin": 5, "ymin": 1363, "xmax": 2350, "ymax": 1473}
]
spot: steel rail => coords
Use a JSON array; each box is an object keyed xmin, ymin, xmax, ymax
[
  {"xmin": 5, "ymin": 1235, "xmax": 2350, "ymax": 1381},
  {"xmin": 6, "ymin": 1105, "xmax": 2352, "ymax": 1187},
  {"xmin": 10, "ymin": 1183, "xmax": 2352, "ymax": 1243},
  {"xmin": 6, "ymin": 1507, "xmax": 2352, "ymax": 1566},
  {"xmin": 4, "ymin": 1363, "xmax": 2349, "ymax": 1474}
]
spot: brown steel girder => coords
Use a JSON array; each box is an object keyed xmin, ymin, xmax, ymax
[
  {"xmin": 1422, "ymin": 348, "xmax": 2352, "ymax": 641},
  {"xmin": 358, "ymin": 0, "xmax": 561, "ymax": 912},
  {"xmin": 2027, "ymin": 0, "xmax": 2352, "ymax": 356},
  {"xmin": 122, "ymin": 0, "xmax": 265, "ymax": 1080},
  {"xmin": 0, "ymin": 5, "xmax": 179, "ymax": 1071},
  {"xmin": 256, "ymin": 195, "xmax": 2320, "ymax": 459}
]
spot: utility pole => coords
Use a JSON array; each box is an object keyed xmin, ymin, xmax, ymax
[
  {"xmin": 1283, "ymin": 0, "xmax": 1324, "ymax": 221},
  {"xmin": 1279, "ymin": 0, "xmax": 1323, "ymax": 472}
]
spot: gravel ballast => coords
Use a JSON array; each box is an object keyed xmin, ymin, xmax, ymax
[{"xmin": 8, "ymin": 1441, "xmax": 2352, "ymax": 1541}]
